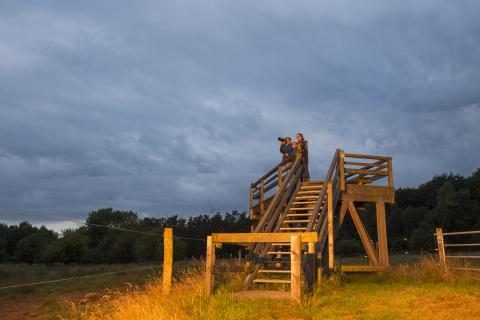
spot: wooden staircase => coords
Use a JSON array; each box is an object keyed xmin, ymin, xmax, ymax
[
  {"xmin": 205, "ymin": 148, "xmax": 395, "ymax": 299},
  {"xmin": 244, "ymin": 148, "xmax": 394, "ymax": 292}
]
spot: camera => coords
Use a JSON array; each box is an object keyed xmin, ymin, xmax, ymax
[{"xmin": 278, "ymin": 137, "xmax": 285, "ymax": 142}]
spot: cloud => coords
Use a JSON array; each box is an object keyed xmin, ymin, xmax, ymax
[{"xmin": 0, "ymin": 0, "xmax": 479, "ymax": 226}]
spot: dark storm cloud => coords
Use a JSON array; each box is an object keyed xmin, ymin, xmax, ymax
[{"xmin": 0, "ymin": 0, "xmax": 479, "ymax": 229}]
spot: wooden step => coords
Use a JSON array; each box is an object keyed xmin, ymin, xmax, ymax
[
  {"xmin": 279, "ymin": 227, "xmax": 307, "ymax": 231},
  {"xmin": 253, "ymin": 279, "xmax": 291, "ymax": 284},
  {"xmin": 301, "ymin": 181, "xmax": 323, "ymax": 185},
  {"xmin": 300, "ymin": 185, "xmax": 323, "ymax": 190},
  {"xmin": 258, "ymin": 269, "xmax": 291, "ymax": 273},
  {"xmin": 295, "ymin": 196, "xmax": 319, "ymax": 200},
  {"xmin": 271, "ymin": 243, "xmax": 290, "ymax": 246},
  {"xmin": 297, "ymin": 190, "xmax": 321, "ymax": 195},
  {"xmin": 267, "ymin": 251, "xmax": 291, "ymax": 255},
  {"xmin": 289, "ymin": 207, "xmax": 315, "ymax": 211},
  {"xmin": 260, "ymin": 260, "xmax": 290, "ymax": 264},
  {"xmin": 293, "ymin": 201, "xmax": 317, "ymax": 205},
  {"xmin": 286, "ymin": 213, "xmax": 312, "ymax": 217},
  {"xmin": 283, "ymin": 220, "xmax": 309, "ymax": 223}
]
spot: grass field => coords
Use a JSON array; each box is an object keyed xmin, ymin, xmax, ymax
[
  {"xmin": 2, "ymin": 255, "xmax": 480, "ymax": 320},
  {"xmin": 0, "ymin": 263, "xmax": 162, "ymax": 320}
]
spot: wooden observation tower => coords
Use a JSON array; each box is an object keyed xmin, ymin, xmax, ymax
[{"xmin": 205, "ymin": 148, "xmax": 394, "ymax": 300}]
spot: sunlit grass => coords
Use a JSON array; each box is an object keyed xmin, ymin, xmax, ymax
[{"xmin": 63, "ymin": 257, "xmax": 480, "ymax": 320}]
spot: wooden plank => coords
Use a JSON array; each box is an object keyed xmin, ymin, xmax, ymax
[
  {"xmin": 205, "ymin": 236, "xmax": 215, "ymax": 295},
  {"xmin": 162, "ymin": 228, "xmax": 173, "ymax": 296},
  {"xmin": 435, "ymin": 228, "xmax": 447, "ymax": 273},
  {"xmin": 344, "ymin": 153, "xmax": 391, "ymax": 161},
  {"xmin": 259, "ymin": 178, "xmax": 265, "ymax": 216},
  {"xmin": 290, "ymin": 235, "xmax": 301, "ymax": 302},
  {"xmin": 345, "ymin": 168, "xmax": 388, "ymax": 176},
  {"xmin": 339, "ymin": 150, "xmax": 345, "ymax": 191},
  {"xmin": 249, "ymin": 186, "xmax": 253, "ymax": 218},
  {"xmin": 376, "ymin": 201, "xmax": 389, "ymax": 267},
  {"xmin": 387, "ymin": 159, "xmax": 394, "ymax": 189},
  {"xmin": 327, "ymin": 181, "xmax": 334, "ymax": 270},
  {"xmin": 212, "ymin": 232, "xmax": 318, "ymax": 243},
  {"xmin": 340, "ymin": 265, "xmax": 387, "ymax": 272},
  {"xmin": 278, "ymin": 166, "xmax": 283, "ymax": 188},
  {"xmin": 347, "ymin": 202, "xmax": 380, "ymax": 266},
  {"xmin": 253, "ymin": 279, "xmax": 291, "ymax": 284},
  {"xmin": 344, "ymin": 161, "xmax": 388, "ymax": 168}
]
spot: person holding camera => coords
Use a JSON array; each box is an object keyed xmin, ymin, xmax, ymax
[
  {"xmin": 279, "ymin": 136, "xmax": 293, "ymax": 161},
  {"xmin": 296, "ymin": 133, "xmax": 310, "ymax": 181}
]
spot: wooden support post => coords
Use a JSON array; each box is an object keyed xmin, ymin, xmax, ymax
[
  {"xmin": 327, "ymin": 181, "xmax": 334, "ymax": 270},
  {"xmin": 339, "ymin": 149, "xmax": 345, "ymax": 191},
  {"xmin": 376, "ymin": 201, "xmax": 389, "ymax": 268},
  {"xmin": 290, "ymin": 235, "xmax": 301, "ymax": 302},
  {"xmin": 162, "ymin": 228, "xmax": 173, "ymax": 296},
  {"xmin": 249, "ymin": 185, "xmax": 254, "ymax": 218},
  {"xmin": 347, "ymin": 202, "xmax": 380, "ymax": 266},
  {"xmin": 306, "ymin": 242, "xmax": 316, "ymax": 291},
  {"xmin": 387, "ymin": 159, "xmax": 394, "ymax": 189},
  {"xmin": 316, "ymin": 265, "xmax": 323, "ymax": 286},
  {"xmin": 205, "ymin": 236, "xmax": 216, "ymax": 296},
  {"xmin": 259, "ymin": 178, "xmax": 265, "ymax": 217},
  {"xmin": 436, "ymin": 228, "xmax": 447, "ymax": 273}
]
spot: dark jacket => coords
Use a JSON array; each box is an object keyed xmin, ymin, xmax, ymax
[{"xmin": 280, "ymin": 143, "xmax": 293, "ymax": 160}]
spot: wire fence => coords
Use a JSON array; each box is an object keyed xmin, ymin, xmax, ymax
[
  {"xmin": 0, "ymin": 265, "xmax": 161, "ymax": 290},
  {"xmin": 0, "ymin": 207, "xmax": 206, "ymax": 290}
]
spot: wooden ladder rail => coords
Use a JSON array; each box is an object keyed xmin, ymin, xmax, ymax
[{"xmin": 244, "ymin": 158, "xmax": 304, "ymax": 290}]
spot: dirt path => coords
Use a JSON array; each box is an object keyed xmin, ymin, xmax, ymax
[{"xmin": 0, "ymin": 291, "xmax": 100, "ymax": 320}]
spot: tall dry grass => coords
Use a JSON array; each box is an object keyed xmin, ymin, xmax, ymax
[{"xmin": 63, "ymin": 256, "xmax": 480, "ymax": 320}]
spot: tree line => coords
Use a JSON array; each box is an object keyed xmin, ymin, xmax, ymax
[
  {"xmin": 1, "ymin": 169, "xmax": 479, "ymax": 264},
  {"xmin": 0, "ymin": 210, "xmax": 249, "ymax": 264}
]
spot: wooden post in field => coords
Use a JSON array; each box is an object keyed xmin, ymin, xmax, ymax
[
  {"xmin": 290, "ymin": 235, "xmax": 301, "ymax": 302},
  {"xmin": 436, "ymin": 228, "xmax": 447, "ymax": 273},
  {"xmin": 205, "ymin": 235, "xmax": 216, "ymax": 296},
  {"xmin": 306, "ymin": 242, "xmax": 316, "ymax": 291},
  {"xmin": 162, "ymin": 228, "xmax": 173, "ymax": 296},
  {"xmin": 327, "ymin": 181, "xmax": 334, "ymax": 270}
]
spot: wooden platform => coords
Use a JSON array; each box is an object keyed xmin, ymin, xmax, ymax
[{"xmin": 231, "ymin": 290, "xmax": 291, "ymax": 299}]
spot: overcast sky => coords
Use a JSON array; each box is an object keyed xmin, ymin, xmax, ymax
[{"xmin": 1, "ymin": 1, "xmax": 479, "ymax": 230}]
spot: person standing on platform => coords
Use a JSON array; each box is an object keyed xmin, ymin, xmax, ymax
[
  {"xmin": 279, "ymin": 136, "xmax": 293, "ymax": 162},
  {"xmin": 295, "ymin": 133, "xmax": 310, "ymax": 181}
]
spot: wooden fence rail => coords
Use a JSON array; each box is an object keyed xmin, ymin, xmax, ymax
[{"xmin": 435, "ymin": 227, "xmax": 480, "ymax": 273}]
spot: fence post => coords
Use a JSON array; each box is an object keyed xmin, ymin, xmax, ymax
[
  {"xmin": 205, "ymin": 235, "xmax": 215, "ymax": 296},
  {"xmin": 305, "ymin": 241, "xmax": 316, "ymax": 291},
  {"xmin": 327, "ymin": 181, "xmax": 334, "ymax": 270},
  {"xmin": 162, "ymin": 228, "xmax": 173, "ymax": 296},
  {"xmin": 436, "ymin": 228, "xmax": 447, "ymax": 273},
  {"xmin": 290, "ymin": 235, "xmax": 301, "ymax": 302}
]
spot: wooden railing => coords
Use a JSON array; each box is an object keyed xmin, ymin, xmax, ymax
[
  {"xmin": 339, "ymin": 151, "xmax": 394, "ymax": 190},
  {"xmin": 249, "ymin": 154, "xmax": 295, "ymax": 220},
  {"xmin": 307, "ymin": 149, "xmax": 393, "ymax": 259},
  {"xmin": 435, "ymin": 228, "xmax": 480, "ymax": 273}
]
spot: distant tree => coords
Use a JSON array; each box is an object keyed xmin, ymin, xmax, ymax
[
  {"xmin": 58, "ymin": 229, "xmax": 89, "ymax": 264},
  {"xmin": 16, "ymin": 232, "xmax": 55, "ymax": 264}
]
